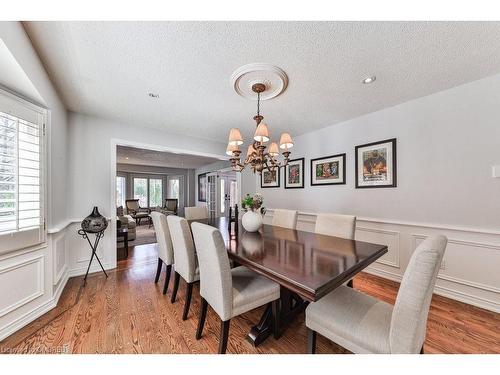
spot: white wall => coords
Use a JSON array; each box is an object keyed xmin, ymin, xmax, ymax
[
  {"xmin": 258, "ymin": 74, "xmax": 500, "ymax": 312},
  {"xmin": 0, "ymin": 22, "xmax": 70, "ymax": 340}
]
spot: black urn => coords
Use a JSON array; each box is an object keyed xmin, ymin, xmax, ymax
[{"xmin": 81, "ymin": 206, "xmax": 108, "ymax": 233}]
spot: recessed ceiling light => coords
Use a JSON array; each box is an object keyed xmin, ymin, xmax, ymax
[
  {"xmin": 148, "ymin": 93, "xmax": 160, "ymax": 98},
  {"xmin": 362, "ymin": 76, "xmax": 376, "ymax": 84},
  {"xmin": 125, "ymin": 157, "xmax": 129, "ymax": 160}
]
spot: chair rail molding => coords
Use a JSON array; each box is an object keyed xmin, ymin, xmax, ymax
[{"xmin": 264, "ymin": 208, "xmax": 500, "ymax": 313}]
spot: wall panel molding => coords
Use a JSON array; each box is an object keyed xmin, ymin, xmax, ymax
[{"xmin": 0, "ymin": 254, "xmax": 44, "ymax": 318}]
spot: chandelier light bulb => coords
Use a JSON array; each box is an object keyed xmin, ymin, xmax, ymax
[
  {"xmin": 279, "ymin": 133, "xmax": 294, "ymax": 149},
  {"xmin": 228, "ymin": 128, "xmax": 244, "ymax": 146},
  {"xmin": 253, "ymin": 123, "xmax": 270, "ymax": 143},
  {"xmin": 268, "ymin": 142, "xmax": 279, "ymax": 156}
]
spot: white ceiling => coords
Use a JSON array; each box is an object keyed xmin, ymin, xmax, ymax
[
  {"xmin": 116, "ymin": 145, "xmax": 222, "ymax": 169},
  {"xmin": 23, "ymin": 21, "xmax": 500, "ymax": 143}
]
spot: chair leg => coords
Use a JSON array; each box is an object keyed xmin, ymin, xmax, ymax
[
  {"xmin": 170, "ymin": 272, "xmax": 180, "ymax": 303},
  {"xmin": 163, "ymin": 264, "xmax": 172, "ymax": 295},
  {"xmin": 154, "ymin": 258, "xmax": 162, "ymax": 283},
  {"xmin": 420, "ymin": 345, "xmax": 424, "ymax": 354},
  {"xmin": 307, "ymin": 328, "xmax": 317, "ymax": 354},
  {"xmin": 347, "ymin": 279, "xmax": 353, "ymax": 288},
  {"xmin": 182, "ymin": 282, "xmax": 194, "ymax": 320},
  {"xmin": 218, "ymin": 319, "xmax": 230, "ymax": 354},
  {"xmin": 196, "ymin": 297, "xmax": 208, "ymax": 340},
  {"xmin": 271, "ymin": 299, "xmax": 280, "ymax": 339}
]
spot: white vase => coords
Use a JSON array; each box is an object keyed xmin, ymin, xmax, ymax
[{"xmin": 242, "ymin": 210, "xmax": 263, "ymax": 232}]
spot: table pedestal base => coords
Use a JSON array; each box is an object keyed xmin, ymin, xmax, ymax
[{"xmin": 246, "ymin": 287, "xmax": 308, "ymax": 347}]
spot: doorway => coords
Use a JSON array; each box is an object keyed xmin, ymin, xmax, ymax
[{"xmin": 218, "ymin": 170, "xmax": 238, "ymax": 217}]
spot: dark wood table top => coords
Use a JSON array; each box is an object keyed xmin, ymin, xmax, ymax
[{"xmin": 189, "ymin": 216, "xmax": 387, "ymax": 302}]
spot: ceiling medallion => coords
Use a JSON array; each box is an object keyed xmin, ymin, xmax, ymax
[
  {"xmin": 227, "ymin": 65, "xmax": 293, "ymax": 175},
  {"xmin": 230, "ymin": 63, "xmax": 288, "ymax": 101}
]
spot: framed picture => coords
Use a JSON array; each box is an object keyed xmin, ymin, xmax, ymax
[
  {"xmin": 284, "ymin": 157, "xmax": 304, "ymax": 189},
  {"xmin": 261, "ymin": 168, "xmax": 280, "ymax": 188},
  {"xmin": 310, "ymin": 153, "xmax": 346, "ymax": 186},
  {"xmin": 355, "ymin": 138, "xmax": 397, "ymax": 188},
  {"xmin": 198, "ymin": 173, "xmax": 207, "ymax": 201}
]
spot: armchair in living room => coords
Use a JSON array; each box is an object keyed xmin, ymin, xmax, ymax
[
  {"xmin": 116, "ymin": 206, "xmax": 136, "ymax": 241},
  {"xmin": 163, "ymin": 198, "xmax": 178, "ymax": 215},
  {"xmin": 125, "ymin": 199, "xmax": 151, "ymax": 225}
]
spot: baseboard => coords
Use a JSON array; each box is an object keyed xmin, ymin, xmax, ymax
[
  {"xmin": 363, "ymin": 266, "xmax": 500, "ymax": 313},
  {"xmin": 67, "ymin": 262, "xmax": 113, "ymax": 278}
]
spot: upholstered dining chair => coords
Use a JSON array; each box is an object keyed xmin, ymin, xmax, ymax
[
  {"xmin": 184, "ymin": 206, "xmax": 209, "ymax": 220},
  {"xmin": 125, "ymin": 199, "xmax": 150, "ymax": 225},
  {"xmin": 167, "ymin": 215, "xmax": 199, "ymax": 320},
  {"xmin": 191, "ymin": 222, "xmax": 281, "ymax": 354},
  {"xmin": 315, "ymin": 213, "xmax": 356, "ymax": 239},
  {"xmin": 272, "ymin": 209, "xmax": 298, "ymax": 229},
  {"xmin": 315, "ymin": 213, "xmax": 357, "ymax": 288},
  {"xmin": 305, "ymin": 235, "xmax": 447, "ymax": 354},
  {"xmin": 150, "ymin": 212, "xmax": 174, "ymax": 295}
]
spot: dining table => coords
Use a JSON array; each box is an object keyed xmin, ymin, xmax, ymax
[{"xmin": 188, "ymin": 216, "xmax": 388, "ymax": 347}]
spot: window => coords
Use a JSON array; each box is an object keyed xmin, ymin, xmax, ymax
[
  {"xmin": 149, "ymin": 178, "xmax": 162, "ymax": 207},
  {"xmin": 220, "ymin": 178, "xmax": 225, "ymax": 214},
  {"xmin": 0, "ymin": 90, "xmax": 45, "ymax": 253},
  {"xmin": 133, "ymin": 176, "xmax": 163, "ymax": 208},
  {"xmin": 133, "ymin": 178, "xmax": 148, "ymax": 207},
  {"xmin": 167, "ymin": 178, "xmax": 179, "ymax": 199},
  {"xmin": 116, "ymin": 176, "xmax": 126, "ymax": 207}
]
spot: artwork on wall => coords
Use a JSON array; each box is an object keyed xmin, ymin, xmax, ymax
[
  {"xmin": 261, "ymin": 168, "xmax": 280, "ymax": 188},
  {"xmin": 355, "ymin": 138, "xmax": 397, "ymax": 188},
  {"xmin": 285, "ymin": 157, "xmax": 305, "ymax": 189},
  {"xmin": 198, "ymin": 173, "xmax": 207, "ymax": 201},
  {"xmin": 310, "ymin": 153, "xmax": 346, "ymax": 186}
]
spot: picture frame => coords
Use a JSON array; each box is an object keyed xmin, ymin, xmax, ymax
[
  {"xmin": 284, "ymin": 157, "xmax": 304, "ymax": 189},
  {"xmin": 355, "ymin": 138, "xmax": 397, "ymax": 188},
  {"xmin": 198, "ymin": 173, "xmax": 207, "ymax": 201},
  {"xmin": 260, "ymin": 168, "xmax": 280, "ymax": 188},
  {"xmin": 310, "ymin": 153, "xmax": 346, "ymax": 186}
]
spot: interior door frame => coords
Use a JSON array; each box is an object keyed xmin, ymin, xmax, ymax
[{"xmin": 110, "ymin": 138, "xmax": 228, "ymax": 270}]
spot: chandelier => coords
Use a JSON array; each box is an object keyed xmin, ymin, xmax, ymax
[{"xmin": 226, "ymin": 83, "xmax": 294, "ymax": 174}]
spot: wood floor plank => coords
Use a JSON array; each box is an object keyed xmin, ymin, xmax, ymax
[{"xmin": 1, "ymin": 243, "xmax": 498, "ymax": 354}]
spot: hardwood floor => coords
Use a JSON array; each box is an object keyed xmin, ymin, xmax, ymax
[{"xmin": 1, "ymin": 243, "xmax": 499, "ymax": 354}]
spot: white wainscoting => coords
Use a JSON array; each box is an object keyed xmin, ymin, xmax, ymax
[
  {"xmin": 0, "ymin": 252, "xmax": 44, "ymax": 318},
  {"xmin": 264, "ymin": 209, "xmax": 500, "ymax": 313},
  {"xmin": 0, "ymin": 226, "xmax": 71, "ymax": 341}
]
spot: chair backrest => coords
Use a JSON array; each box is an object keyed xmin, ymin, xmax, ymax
[
  {"xmin": 125, "ymin": 199, "xmax": 140, "ymax": 212},
  {"xmin": 184, "ymin": 206, "xmax": 208, "ymax": 220},
  {"xmin": 315, "ymin": 213, "xmax": 356, "ymax": 239},
  {"xmin": 390, "ymin": 235, "xmax": 447, "ymax": 353},
  {"xmin": 164, "ymin": 199, "xmax": 178, "ymax": 212},
  {"xmin": 167, "ymin": 215, "xmax": 198, "ymax": 283},
  {"xmin": 150, "ymin": 212, "xmax": 174, "ymax": 265},
  {"xmin": 272, "ymin": 209, "xmax": 298, "ymax": 229},
  {"xmin": 191, "ymin": 222, "xmax": 233, "ymax": 321}
]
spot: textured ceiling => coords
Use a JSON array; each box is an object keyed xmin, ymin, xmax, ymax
[
  {"xmin": 117, "ymin": 146, "xmax": 222, "ymax": 169},
  {"xmin": 23, "ymin": 21, "xmax": 500, "ymax": 143}
]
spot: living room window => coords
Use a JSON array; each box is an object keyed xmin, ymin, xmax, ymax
[
  {"xmin": 149, "ymin": 178, "xmax": 162, "ymax": 207},
  {"xmin": 0, "ymin": 89, "xmax": 45, "ymax": 253},
  {"xmin": 133, "ymin": 176, "xmax": 163, "ymax": 208},
  {"xmin": 116, "ymin": 176, "xmax": 126, "ymax": 207}
]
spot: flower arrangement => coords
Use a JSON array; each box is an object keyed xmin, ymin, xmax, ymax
[{"xmin": 241, "ymin": 193, "xmax": 266, "ymax": 215}]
